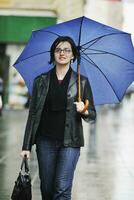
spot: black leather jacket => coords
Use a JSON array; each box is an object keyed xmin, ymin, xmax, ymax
[{"xmin": 22, "ymin": 69, "xmax": 96, "ymax": 151}]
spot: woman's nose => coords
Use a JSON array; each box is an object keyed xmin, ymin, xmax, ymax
[{"xmin": 60, "ymin": 50, "xmax": 65, "ymax": 55}]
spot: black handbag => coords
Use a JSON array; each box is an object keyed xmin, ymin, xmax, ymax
[{"xmin": 11, "ymin": 156, "xmax": 32, "ymax": 200}]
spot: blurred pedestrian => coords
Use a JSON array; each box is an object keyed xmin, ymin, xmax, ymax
[
  {"xmin": 21, "ymin": 36, "xmax": 96, "ymax": 200},
  {"xmin": 0, "ymin": 77, "xmax": 3, "ymax": 116}
]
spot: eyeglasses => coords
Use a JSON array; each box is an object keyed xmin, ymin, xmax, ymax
[{"xmin": 54, "ymin": 48, "xmax": 72, "ymax": 54}]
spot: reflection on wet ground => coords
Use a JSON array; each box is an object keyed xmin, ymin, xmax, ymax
[{"xmin": 0, "ymin": 95, "xmax": 134, "ymax": 200}]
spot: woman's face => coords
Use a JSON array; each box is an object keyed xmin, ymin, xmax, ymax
[{"xmin": 54, "ymin": 41, "xmax": 74, "ymax": 66}]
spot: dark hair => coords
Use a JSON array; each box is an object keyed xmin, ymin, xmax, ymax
[{"xmin": 49, "ymin": 36, "xmax": 79, "ymax": 64}]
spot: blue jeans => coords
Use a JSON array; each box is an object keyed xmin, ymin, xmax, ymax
[{"xmin": 36, "ymin": 136, "xmax": 80, "ymax": 200}]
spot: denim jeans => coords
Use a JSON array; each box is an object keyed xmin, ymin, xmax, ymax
[{"xmin": 36, "ymin": 136, "xmax": 80, "ymax": 200}]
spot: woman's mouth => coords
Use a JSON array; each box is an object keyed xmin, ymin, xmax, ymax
[{"xmin": 59, "ymin": 57, "xmax": 66, "ymax": 59}]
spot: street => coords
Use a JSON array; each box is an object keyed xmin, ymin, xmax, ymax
[{"xmin": 0, "ymin": 95, "xmax": 134, "ymax": 200}]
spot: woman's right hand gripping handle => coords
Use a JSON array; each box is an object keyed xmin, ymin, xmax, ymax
[{"xmin": 20, "ymin": 150, "xmax": 31, "ymax": 159}]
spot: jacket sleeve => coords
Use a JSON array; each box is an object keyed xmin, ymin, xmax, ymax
[
  {"xmin": 22, "ymin": 78, "xmax": 38, "ymax": 151},
  {"xmin": 81, "ymin": 78, "xmax": 96, "ymax": 122}
]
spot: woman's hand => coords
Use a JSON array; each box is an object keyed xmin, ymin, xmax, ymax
[
  {"xmin": 74, "ymin": 101, "xmax": 89, "ymax": 115},
  {"xmin": 20, "ymin": 150, "xmax": 31, "ymax": 159}
]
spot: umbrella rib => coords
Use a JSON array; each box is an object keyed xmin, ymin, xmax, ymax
[
  {"xmin": 78, "ymin": 16, "xmax": 84, "ymax": 47},
  {"xmin": 15, "ymin": 51, "xmax": 50, "ymax": 64},
  {"xmin": 82, "ymin": 37, "xmax": 100, "ymax": 49},
  {"xmin": 81, "ymin": 51, "xmax": 96, "ymax": 66},
  {"xmin": 82, "ymin": 46, "xmax": 105, "ymax": 53},
  {"xmin": 37, "ymin": 30, "xmax": 61, "ymax": 37},
  {"xmin": 82, "ymin": 47, "xmax": 134, "ymax": 65},
  {"xmin": 81, "ymin": 53, "xmax": 120, "ymax": 101},
  {"xmin": 81, "ymin": 32, "xmax": 127, "ymax": 49}
]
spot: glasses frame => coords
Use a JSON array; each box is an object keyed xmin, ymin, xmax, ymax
[{"xmin": 54, "ymin": 48, "xmax": 72, "ymax": 54}]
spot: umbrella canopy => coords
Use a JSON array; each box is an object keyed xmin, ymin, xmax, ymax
[{"xmin": 14, "ymin": 16, "xmax": 134, "ymax": 105}]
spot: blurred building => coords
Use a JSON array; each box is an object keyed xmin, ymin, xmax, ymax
[
  {"xmin": 0, "ymin": 0, "xmax": 56, "ymax": 108},
  {"xmin": 85, "ymin": 0, "xmax": 123, "ymax": 29},
  {"xmin": 0, "ymin": 0, "xmax": 85, "ymax": 108},
  {"xmin": 1, "ymin": 0, "xmax": 133, "ymax": 108}
]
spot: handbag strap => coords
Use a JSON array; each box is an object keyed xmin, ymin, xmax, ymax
[{"xmin": 20, "ymin": 155, "xmax": 29, "ymax": 173}]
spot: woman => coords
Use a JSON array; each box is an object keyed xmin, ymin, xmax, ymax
[{"xmin": 21, "ymin": 36, "xmax": 96, "ymax": 200}]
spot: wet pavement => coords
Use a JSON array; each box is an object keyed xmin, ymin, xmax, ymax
[{"xmin": 0, "ymin": 95, "xmax": 134, "ymax": 200}]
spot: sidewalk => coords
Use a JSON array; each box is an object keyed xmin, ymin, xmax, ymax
[{"xmin": 0, "ymin": 97, "xmax": 134, "ymax": 200}]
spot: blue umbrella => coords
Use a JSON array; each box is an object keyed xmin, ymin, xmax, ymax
[{"xmin": 14, "ymin": 16, "xmax": 134, "ymax": 105}]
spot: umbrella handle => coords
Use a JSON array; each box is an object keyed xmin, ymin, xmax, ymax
[
  {"xmin": 81, "ymin": 99, "xmax": 89, "ymax": 114},
  {"xmin": 77, "ymin": 63, "xmax": 89, "ymax": 113},
  {"xmin": 78, "ymin": 96, "xmax": 89, "ymax": 113}
]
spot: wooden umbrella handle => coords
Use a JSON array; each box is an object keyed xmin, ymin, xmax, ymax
[
  {"xmin": 77, "ymin": 64, "xmax": 81, "ymax": 102},
  {"xmin": 81, "ymin": 99, "xmax": 89, "ymax": 113},
  {"xmin": 77, "ymin": 63, "xmax": 89, "ymax": 113}
]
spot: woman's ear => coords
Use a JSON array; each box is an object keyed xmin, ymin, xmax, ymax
[{"xmin": 70, "ymin": 58, "xmax": 74, "ymax": 64}]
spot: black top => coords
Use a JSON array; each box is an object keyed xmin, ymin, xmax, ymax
[{"xmin": 38, "ymin": 67, "xmax": 72, "ymax": 141}]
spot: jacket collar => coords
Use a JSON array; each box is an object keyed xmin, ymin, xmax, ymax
[
  {"xmin": 41, "ymin": 68, "xmax": 77, "ymax": 90},
  {"xmin": 36, "ymin": 68, "xmax": 77, "ymax": 110}
]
